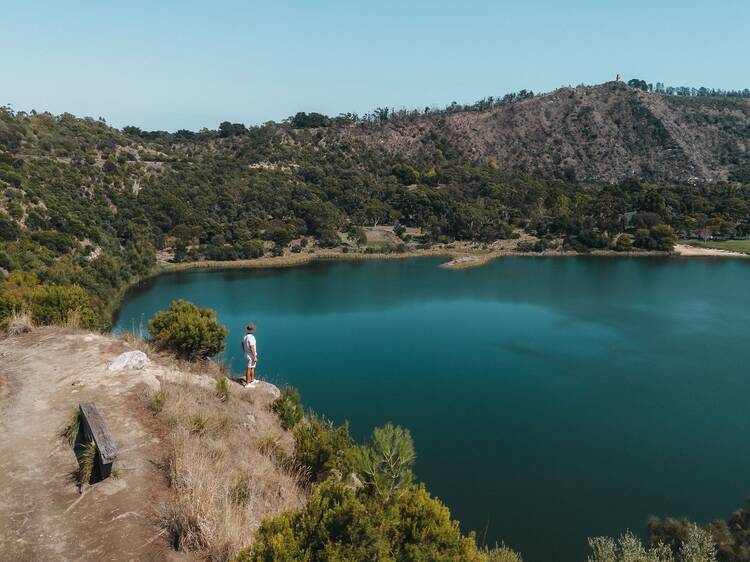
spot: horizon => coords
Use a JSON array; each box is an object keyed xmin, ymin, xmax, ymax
[
  {"xmin": 7, "ymin": 79, "xmax": 750, "ymax": 134},
  {"xmin": 3, "ymin": 1, "xmax": 750, "ymax": 131}
]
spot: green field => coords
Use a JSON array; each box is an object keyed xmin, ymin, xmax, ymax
[{"xmin": 683, "ymin": 239, "xmax": 750, "ymax": 254}]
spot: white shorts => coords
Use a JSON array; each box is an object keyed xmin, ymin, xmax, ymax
[{"xmin": 245, "ymin": 355, "xmax": 257, "ymax": 368}]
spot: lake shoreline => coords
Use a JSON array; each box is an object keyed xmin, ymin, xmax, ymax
[
  {"xmin": 158, "ymin": 246, "xmax": 671, "ymax": 274},
  {"xmin": 113, "ymin": 256, "xmax": 750, "ymax": 562},
  {"xmin": 109, "ymin": 243, "xmax": 747, "ymax": 326}
]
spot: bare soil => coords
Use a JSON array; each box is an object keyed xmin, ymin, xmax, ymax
[{"xmin": 0, "ymin": 329, "xmax": 187, "ymax": 561}]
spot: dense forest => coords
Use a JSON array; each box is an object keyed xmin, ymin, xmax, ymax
[{"xmin": 1, "ymin": 82, "xmax": 750, "ymax": 329}]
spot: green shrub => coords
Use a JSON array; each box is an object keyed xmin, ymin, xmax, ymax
[
  {"xmin": 30, "ymin": 284, "xmax": 98, "ymax": 328},
  {"xmin": 149, "ymin": 390, "xmax": 165, "ymax": 414},
  {"xmin": 0, "ymin": 272, "xmax": 97, "ymax": 328},
  {"xmin": 293, "ymin": 414, "xmax": 356, "ymax": 481},
  {"xmin": 77, "ymin": 441, "xmax": 98, "ymax": 487},
  {"xmin": 237, "ymin": 479, "xmax": 485, "ymax": 562},
  {"xmin": 215, "ymin": 377, "xmax": 230, "ymax": 402},
  {"xmin": 614, "ymin": 233, "xmax": 634, "ymax": 251},
  {"xmin": 190, "ymin": 414, "xmax": 209, "ymax": 434},
  {"xmin": 147, "ymin": 300, "xmax": 227, "ymax": 359},
  {"xmin": 236, "ymin": 239, "xmax": 264, "ymax": 259},
  {"xmin": 271, "ymin": 386, "xmax": 303, "ymax": 430},
  {"xmin": 61, "ymin": 407, "xmax": 82, "ymax": 446},
  {"xmin": 0, "ymin": 212, "xmax": 19, "ymax": 241},
  {"xmin": 356, "ymin": 422, "xmax": 415, "ymax": 501}
]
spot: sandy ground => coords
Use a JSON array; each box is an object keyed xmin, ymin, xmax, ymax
[
  {"xmin": 0, "ymin": 329, "xmax": 280, "ymax": 561},
  {"xmin": 0, "ymin": 329, "xmax": 180, "ymax": 561},
  {"xmin": 673, "ymin": 243, "xmax": 748, "ymax": 257}
]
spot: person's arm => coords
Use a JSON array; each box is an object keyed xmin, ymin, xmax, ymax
[{"xmin": 250, "ymin": 343, "xmax": 257, "ymax": 364}]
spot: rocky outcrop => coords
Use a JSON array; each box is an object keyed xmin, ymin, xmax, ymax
[{"xmin": 108, "ymin": 350, "xmax": 150, "ymax": 371}]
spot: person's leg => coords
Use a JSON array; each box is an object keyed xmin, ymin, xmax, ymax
[{"xmin": 245, "ymin": 366, "xmax": 255, "ymax": 385}]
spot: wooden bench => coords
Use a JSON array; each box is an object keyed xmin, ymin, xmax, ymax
[{"xmin": 79, "ymin": 401, "xmax": 118, "ymax": 480}]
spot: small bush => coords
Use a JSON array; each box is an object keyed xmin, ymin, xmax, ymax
[
  {"xmin": 215, "ymin": 377, "xmax": 230, "ymax": 402},
  {"xmin": 62, "ymin": 407, "xmax": 82, "ymax": 445},
  {"xmin": 148, "ymin": 300, "xmax": 228, "ymax": 359},
  {"xmin": 6, "ymin": 310, "xmax": 33, "ymax": 335},
  {"xmin": 486, "ymin": 544, "xmax": 524, "ymax": 562},
  {"xmin": 0, "ymin": 273, "xmax": 97, "ymax": 329},
  {"xmin": 190, "ymin": 414, "xmax": 209, "ymax": 434},
  {"xmin": 293, "ymin": 414, "xmax": 356, "ymax": 482},
  {"xmin": 614, "ymin": 233, "xmax": 634, "ymax": 252},
  {"xmin": 256, "ymin": 434, "xmax": 289, "ymax": 466},
  {"xmin": 588, "ymin": 526, "xmax": 716, "ymax": 562},
  {"xmin": 149, "ymin": 390, "xmax": 165, "ymax": 414},
  {"xmin": 30, "ymin": 284, "xmax": 98, "ymax": 328},
  {"xmin": 271, "ymin": 386, "xmax": 303, "ymax": 430},
  {"xmin": 229, "ymin": 473, "xmax": 253, "ymax": 506},
  {"xmin": 77, "ymin": 441, "xmax": 98, "ymax": 488},
  {"xmin": 356, "ymin": 422, "xmax": 416, "ymax": 501}
]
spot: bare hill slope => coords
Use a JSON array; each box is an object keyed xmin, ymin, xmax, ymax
[{"xmin": 343, "ymin": 82, "xmax": 750, "ymax": 183}]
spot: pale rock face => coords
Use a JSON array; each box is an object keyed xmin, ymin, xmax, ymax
[
  {"xmin": 108, "ymin": 350, "xmax": 151, "ymax": 371},
  {"xmin": 254, "ymin": 380, "xmax": 281, "ymax": 399}
]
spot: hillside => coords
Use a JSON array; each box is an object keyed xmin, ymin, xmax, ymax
[
  {"xmin": 342, "ymin": 82, "xmax": 750, "ymax": 183},
  {"xmin": 2, "ymin": 82, "xmax": 750, "ymax": 328}
]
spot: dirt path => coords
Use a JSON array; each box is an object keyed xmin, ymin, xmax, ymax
[{"xmin": 0, "ymin": 329, "xmax": 183, "ymax": 561}]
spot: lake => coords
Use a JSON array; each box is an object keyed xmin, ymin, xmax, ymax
[{"xmin": 114, "ymin": 257, "xmax": 750, "ymax": 561}]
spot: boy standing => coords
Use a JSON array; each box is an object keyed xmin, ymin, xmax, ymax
[{"xmin": 242, "ymin": 323, "xmax": 258, "ymax": 387}]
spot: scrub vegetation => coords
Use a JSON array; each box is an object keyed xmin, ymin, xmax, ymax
[
  {"xmin": 147, "ymin": 299, "xmax": 228, "ymax": 359},
  {"xmin": 151, "ymin": 377, "xmax": 305, "ymax": 560},
  {"xmin": 2, "ymin": 81, "xmax": 750, "ymax": 329},
  {"xmin": 240, "ymin": 392, "xmax": 512, "ymax": 562},
  {"xmin": 3, "ymin": 80, "xmax": 750, "ymax": 559}
]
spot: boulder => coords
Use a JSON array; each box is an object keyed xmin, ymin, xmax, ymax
[{"xmin": 108, "ymin": 351, "xmax": 150, "ymax": 371}]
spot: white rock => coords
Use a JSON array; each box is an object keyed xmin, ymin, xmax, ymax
[
  {"xmin": 108, "ymin": 350, "xmax": 150, "ymax": 371},
  {"xmin": 254, "ymin": 381, "xmax": 280, "ymax": 398}
]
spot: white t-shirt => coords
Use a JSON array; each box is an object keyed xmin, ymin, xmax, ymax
[{"xmin": 242, "ymin": 334, "xmax": 257, "ymax": 357}]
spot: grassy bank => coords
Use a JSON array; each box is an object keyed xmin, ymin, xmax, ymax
[{"xmin": 682, "ymin": 239, "xmax": 750, "ymax": 254}]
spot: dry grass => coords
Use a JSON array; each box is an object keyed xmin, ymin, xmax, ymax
[
  {"xmin": 61, "ymin": 407, "xmax": 82, "ymax": 446},
  {"xmin": 63, "ymin": 308, "xmax": 83, "ymax": 329},
  {"xmin": 77, "ymin": 441, "xmax": 98, "ymax": 489},
  {"xmin": 119, "ymin": 329, "xmax": 155, "ymax": 354},
  {"xmin": 6, "ymin": 310, "xmax": 34, "ymax": 336},
  {"xmin": 152, "ymin": 379, "xmax": 305, "ymax": 560},
  {"xmin": 214, "ymin": 377, "xmax": 230, "ymax": 402}
]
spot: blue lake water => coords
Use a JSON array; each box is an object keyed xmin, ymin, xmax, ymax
[{"xmin": 114, "ymin": 257, "xmax": 750, "ymax": 561}]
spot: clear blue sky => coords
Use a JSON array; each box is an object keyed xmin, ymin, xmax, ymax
[{"xmin": 3, "ymin": 0, "xmax": 749, "ymax": 131}]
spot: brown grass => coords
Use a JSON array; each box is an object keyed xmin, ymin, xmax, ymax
[
  {"xmin": 151, "ymin": 379, "xmax": 305, "ymax": 560},
  {"xmin": 119, "ymin": 329, "xmax": 155, "ymax": 354},
  {"xmin": 6, "ymin": 310, "xmax": 34, "ymax": 336}
]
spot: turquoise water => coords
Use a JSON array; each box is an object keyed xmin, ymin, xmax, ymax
[{"xmin": 114, "ymin": 257, "xmax": 750, "ymax": 561}]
